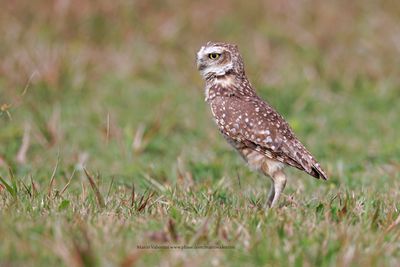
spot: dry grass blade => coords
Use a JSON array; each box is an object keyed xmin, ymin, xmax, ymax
[
  {"xmin": 48, "ymin": 156, "xmax": 59, "ymax": 197},
  {"xmin": 21, "ymin": 70, "xmax": 38, "ymax": 96},
  {"xmin": 60, "ymin": 169, "xmax": 76, "ymax": 196},
  {"xmin": 142, "ymin": 173, "xmax": 166, "ymax": 192},
  {"xmin": 137, "ymin": 193, "xmax": 145, "ymax": 209},
  {"xmin": 130, "ymin": 182, "xmax": 135, "ymax": 208},
  {"xmin": 146, "ymin": 195, "xmax": 164, "ymax": 210},
  {"xmin": 21, "ymin": 179, "xmax": 32, "ymax": 197},
  {"xmin": 106, "ymin": 176, "xmax": 114, "ymax": 199},
  {"xmin": 83, "ymin": 168, "xmax": 105, "ymax": 208},
  {"xmin": 137, "ymin": 191, "xmax": 154, "ymax": 212},
  {"xmin": 30, "ymin": 175, "xmax": 38, "ymax": 197}
]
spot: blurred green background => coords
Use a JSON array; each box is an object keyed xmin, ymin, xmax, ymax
[{"xmin": 1, "ymin": 1, "xmax": 400, "ymax": 266}]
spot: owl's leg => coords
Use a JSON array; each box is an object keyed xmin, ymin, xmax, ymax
[
  {"xmin": 270, "ymin": 170, "xmax": 287, "ymax": 207},
  {"xmin": 266, "ymin": 180, "xmax": 275, "ymax": 208}
]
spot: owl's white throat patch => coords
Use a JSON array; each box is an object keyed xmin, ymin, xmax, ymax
[
  {"xmin": 200, "ymin": 62, "xmax": 233, "ymax": 78},
  {"xmin": 214, "ymin": 75, "xmax": 235, "ymax": 87}
]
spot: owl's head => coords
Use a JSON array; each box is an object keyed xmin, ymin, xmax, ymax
[{"xmin": 196, "ymin": 42, "xmax": 245, "ymax": 79}]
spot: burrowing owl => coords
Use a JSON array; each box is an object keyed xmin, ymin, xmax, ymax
[{"xmin": 196, "ymin": 41, "xmax": 328, "ymax": 207}]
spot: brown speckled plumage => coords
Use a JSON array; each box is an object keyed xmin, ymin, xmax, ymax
[{"xmin": 196, "ymin": 41, "xmax": 328, "ymax": 207}]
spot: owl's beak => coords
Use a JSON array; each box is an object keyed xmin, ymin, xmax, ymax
[
  {"xmin": 196, "ymin": 47, "xmax": 206, "ymax": 71},
  {"xmin": 197, "ymin": 60, "xmax": 206, "ymax": 71},
  {"xmin": 196, "ymin": 56, "xmax": 206, "ymax": 71}
]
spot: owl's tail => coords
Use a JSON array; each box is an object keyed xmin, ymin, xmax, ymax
[{"xmin": 309, "ymin": 163, "xmax": 328, "ymax": 180}]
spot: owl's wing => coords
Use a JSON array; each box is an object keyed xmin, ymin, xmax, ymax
[{"xmin": 219, "ymin": 97, "xmax": 328, "ymax": 180}]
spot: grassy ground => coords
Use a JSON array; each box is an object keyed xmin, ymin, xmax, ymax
[{"xmin": 1, "ymin": 1, "xmax": 400, "ymax": 266}]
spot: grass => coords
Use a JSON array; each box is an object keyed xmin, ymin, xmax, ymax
[{"xmin": 1, "ymin": 1, "xmax": 400, "ymax": 266}]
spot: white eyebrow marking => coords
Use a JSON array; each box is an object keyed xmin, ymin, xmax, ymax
[{"xmin": 201, "ymin": 46, "xmax": 224, "ymax": 55}]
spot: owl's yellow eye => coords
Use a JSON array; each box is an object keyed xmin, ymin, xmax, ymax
[{"xmin": 208, "ymin": 53, "xmax": 220, "ymax": 60}]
